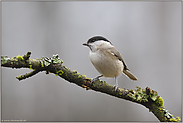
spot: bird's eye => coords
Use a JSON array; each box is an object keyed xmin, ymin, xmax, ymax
[{"xmin": 91, "ymin": 39, "xmax": 96, "ymax": 43}]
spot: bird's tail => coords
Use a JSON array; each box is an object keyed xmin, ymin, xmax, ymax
[{"xmin": 123, "ymin": 69, "xmax": 138, "ymax": 80}]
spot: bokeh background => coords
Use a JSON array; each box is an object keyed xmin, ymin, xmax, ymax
[{"xmin": 1, "ymin": 1, "xmax": 181, "ymax": 122}]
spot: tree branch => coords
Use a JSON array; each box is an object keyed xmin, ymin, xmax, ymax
[{"xmin": 1, "ymin": 52, "xmax": 181, "ymax": 122}]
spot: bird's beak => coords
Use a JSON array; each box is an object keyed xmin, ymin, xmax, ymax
[
  {"xmin": 83, "ymin": 43, "xmax": 91, "ymax": 50},
  {"xmin": 83, "ymin": 43, "xmax": 88, "ymax": 46}
]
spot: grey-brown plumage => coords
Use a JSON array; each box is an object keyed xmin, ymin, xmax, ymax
[
  {"xmin": 83, "ymin": 36, "xmax": 137, "ymax": 90},
  {"xmin": 108, "ymin": 47, "xmax": 137, "ymax": 80}
]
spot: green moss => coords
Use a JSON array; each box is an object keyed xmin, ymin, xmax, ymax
[
  {"xmin": 175, "ymin": 117, "xmax": 181, "ymax": 122},
  {"xmin": 127, "ymin": 93, "xmax": 136, "ymax": 101},
  {"xmin": 170, "ymin": 118, "xmax": 176, "ymax": 122},
  {"xmin": 1, "ymin": 56, "xmax": 10, "ymax": 64},
  {"xmin": 16, "ymin": 55, "xmax": 24, "ymax": 61},
  {"xmin": 150, "ymin": 90, "xmax": 158, "ymax": 101},
  {"xmin": 78, "ymin": 75, "xmax": 82, "ymax": 79},
  {"xmin": 51, "ymin": 54, "xmax": 63, "ymax": 64},
  {"xmin": 29, "ymin": 64, "xmax": 34, "ymax": 70},
  {"xmin": 56, "ymin": 70, "xmax": 64, "ymax": 76},
  {"xmin": 158, "ymin": 107, "xmax": 163, "ymax": 111},
  {"xmin": 155, "ymin": 96, "xmax": 164, "ymax": 107},
  {"xmin": 127, "ymin": 86, "xmax": 150, "ymax": 102},
  {"xmin": 136, "ymin": 86, "xmax": 141, "ymax": 91},
  {"xmin": 92, "ymin": 80, "xmax": 101, "ymax": 88},
  {"xmin": 170, "ymin": 117, "xmax": 181, "ymax": 122},
  {"xmin": 40, "ymin": 61, "xmax": 44, "ymax": 67},
  {"xmin": 82, "ymin": 75, "xmax": 87, "ymax": 78}
]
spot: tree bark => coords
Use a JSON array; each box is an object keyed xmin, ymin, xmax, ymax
[{"xmin": 1, "ymin": 52, "xmax": 181, "ymax": 122}]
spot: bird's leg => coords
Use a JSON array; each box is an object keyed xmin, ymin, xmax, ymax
[
  {"xmin": 113, "ymin": 77, "xmax": 118, "ymax": 91},
  {"xmin": 91, "ymin": 75, "xmax": 103, "ymax": 83}
]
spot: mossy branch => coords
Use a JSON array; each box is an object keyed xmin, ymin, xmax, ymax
[{"xmin": 1, "ymin": 52, "xmax": 181, "ymax": 122}]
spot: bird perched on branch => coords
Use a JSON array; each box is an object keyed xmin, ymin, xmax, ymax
[{"xmin": 83, "ymin": 36, "xmax": 137, "ymax": 91}]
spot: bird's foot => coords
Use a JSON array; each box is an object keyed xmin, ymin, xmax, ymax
[
  {"xmin": 113, "ymin": 85, "xmax": 118, "ymax": 91},
  {"xmin": 91, "ymin": 75, "xmax": 103, "ymax": 84},
  {"xmin": 91, "ymin": 77, "xmax": 99, "ymax": 83}
]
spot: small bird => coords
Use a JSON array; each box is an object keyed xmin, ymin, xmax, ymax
[{"xmin": 83, "ymin": 36, "xmax": 137, "ymax": 91}]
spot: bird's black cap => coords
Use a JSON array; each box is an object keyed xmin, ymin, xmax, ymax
[{"xmin": 87, "ymin": 36, "xmax": 112, "ymax": 44}]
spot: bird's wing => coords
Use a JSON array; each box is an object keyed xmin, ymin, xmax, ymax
[
  {"xmin": 108, "ymin": 47, "xmax": 138, "ymax": 80},
  {"xmin": 108, "ymin": 47, "xmax": 129, "ymax": 70}
]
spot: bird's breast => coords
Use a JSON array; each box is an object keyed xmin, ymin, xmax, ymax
[{"xmin": 89, "ymin": 50, "xmax": 124, "ymax": 77}]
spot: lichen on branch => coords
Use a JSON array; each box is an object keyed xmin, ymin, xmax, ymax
[{"xmin": 1, "ymin": 52, "xmax": 181, "ymax": 122}]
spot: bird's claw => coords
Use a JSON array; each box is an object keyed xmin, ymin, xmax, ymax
[
  {"xmin": 113, "ymin": 85, "xmax": 118, "ymax": 91},
  {"xmin": 91, "ymin": 77, "xmax": 99, "ymax": 84}
]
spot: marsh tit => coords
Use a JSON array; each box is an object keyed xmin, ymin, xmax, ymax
[{"xmin": 83, "ymin": 36, "xmax": 137, "ymax": 91}]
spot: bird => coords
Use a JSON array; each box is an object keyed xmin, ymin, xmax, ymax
[{"xmin": 83, "ymin": 36, "xmax": 137, "ymax": 91}]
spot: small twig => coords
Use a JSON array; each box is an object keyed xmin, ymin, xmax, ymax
[
  {"xmin": 16, "ymin": 69, "xmax": 40, "ymax": 81},
  {"xmin": 23, "ymin": 51, "xmax": 31, "ymax": 60}
]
